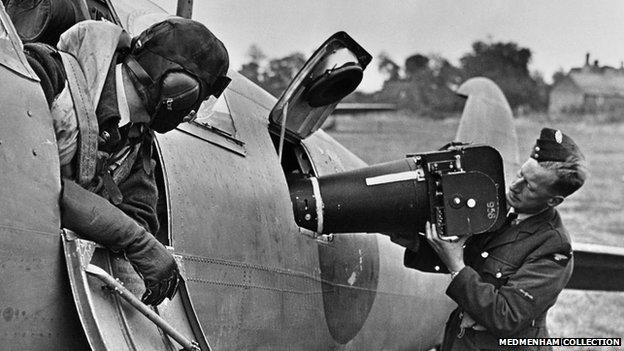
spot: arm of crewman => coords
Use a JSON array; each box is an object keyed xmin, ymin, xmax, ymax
[
  {"xmin": 115, "ymin": 146, "xmax": 160, "ymax": 235},
  {"xmin": 446, "ymin": 234, "xmax": 573, "ymax": 336}
]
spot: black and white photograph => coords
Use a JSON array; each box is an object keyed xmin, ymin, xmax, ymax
[{"xmin": 0, "ymin": 0, "xmax": 622, "ymax": 350}]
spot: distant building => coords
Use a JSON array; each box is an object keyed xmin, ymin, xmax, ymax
[
  {"xmin": 549, "ymin": 53, "xmax": 624, "ymax": 118},
  {"xmin": 375, "ymin": 78, "xmax": 461, "ymax": 114},
  {"xmin": 376, "ymin": 80, "xmax": 424, "ymax": 110}
]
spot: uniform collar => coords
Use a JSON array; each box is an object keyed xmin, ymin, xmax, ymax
[
  {"xmin": 514, "ymin": 207, "xmax": 556, "ymax": 232},
  {"xmin": 484, "ymin": 207, "xmax": 557, "ymax": 251}
]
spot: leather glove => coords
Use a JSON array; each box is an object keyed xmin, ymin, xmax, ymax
[
  {"xmin": 125, "ymin": 233, "xmax": 180, "ymax": 306},
  {"xmin": 60, "ymin": 179, "xmax": 179, "ymax": 305}
]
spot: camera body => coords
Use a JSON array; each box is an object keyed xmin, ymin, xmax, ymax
[{"xmin": 288, "ymin": 144, "xmax": 507, "ymax": 237}]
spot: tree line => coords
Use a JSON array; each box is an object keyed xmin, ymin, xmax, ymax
[{"xmin": 238, "ymin": 40, "xmax": 552, "ymax": 115}]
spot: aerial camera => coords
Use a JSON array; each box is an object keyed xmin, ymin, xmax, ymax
[{"xmin": 288, "ymin": 144, "xmax": 507, "ymax": 239}]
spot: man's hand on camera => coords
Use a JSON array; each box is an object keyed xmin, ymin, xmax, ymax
[{"xmin": 424, "ymin": 221, "xmax": 467, "ymax": 273}]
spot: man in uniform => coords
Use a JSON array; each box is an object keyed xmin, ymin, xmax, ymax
[
  {"xmin": 23, "ymin": 17, "xmax": 230, "ymax": 305},
  {"xmin": 400, "ymin": 128, "xmax": 587, "ymax": 350}
]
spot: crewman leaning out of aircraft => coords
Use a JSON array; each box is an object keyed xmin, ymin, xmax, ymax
[
  {"xmin": 401, "ymin": 128, "xmax": 586, "ymax": 350},
  {"xmin": 23, "ymin": 18, "xmax": 230, "ymax": 305}
]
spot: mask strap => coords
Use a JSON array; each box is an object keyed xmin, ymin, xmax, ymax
[
  {"xmin": 123, "ymin": 55, "xmax": 157, "ymax": 113},
  {"xmin": 124, "ymin": 55, "xmax": 154, "ymax": 88}
]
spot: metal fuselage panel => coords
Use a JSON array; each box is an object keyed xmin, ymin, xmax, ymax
[
  {"xmin": 155, "ymin": 84, "xmax": 336, "ymax": 349},
  {"xmin": 303, "ymin": 131, "xmax": 456, "ymax": 350},
  {"xmin": 0, "ymin": 39, "xmax": 88, "ymax": 350}
]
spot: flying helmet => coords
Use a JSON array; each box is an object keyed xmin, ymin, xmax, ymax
[{"xmin": 124, "ymin": 17, "xmax": 231, "ymax": 133}]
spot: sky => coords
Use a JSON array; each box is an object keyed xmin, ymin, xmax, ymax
[{"xmin": 151, "ymin": 0, "xmax": 624, "ymax": 92}]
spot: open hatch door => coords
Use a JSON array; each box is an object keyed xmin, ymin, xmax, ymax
[
  {"xmin": 269, "ymin": 32, "xmax": 371, "ymax": 142},
  {"xmin": 62, "ymin": 230, "xmax": 211, "ymax": 351}
]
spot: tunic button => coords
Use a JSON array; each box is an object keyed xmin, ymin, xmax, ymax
[
  {"xmin": 495, "ymin": 272, "xmax": 502, "ymax": 278},
  {"xmin": 434, "ymin": 265, "xmax": 440, "ymax": 271},
  {"xmin": 481, "ymin": 252, "xmax": 489, "ymax": 258},
  {"xmin": 534, "ymin": 146, "xmax": 540, "ymax": 152}
]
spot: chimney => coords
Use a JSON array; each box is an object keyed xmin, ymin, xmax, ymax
[{"xmin": 585, "ymin": 52, "xmax": 590, "ymax": 66}]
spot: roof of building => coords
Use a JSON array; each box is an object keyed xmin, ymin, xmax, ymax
[{"xmin": 566, "ymin": 67, "xmax": 624, "ymax": 96}]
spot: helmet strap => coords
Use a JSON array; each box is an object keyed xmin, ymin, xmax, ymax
[{"xmin": 123, "ymin": 55, "xmax": 156, "ymax": 113}]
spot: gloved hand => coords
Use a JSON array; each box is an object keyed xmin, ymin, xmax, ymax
[
  {"xmin": 125, "ymin": 234, "xmax": 180, "ymax": 305},
  {"xmin": 60, "ymin": 179, "xmax": 179, "ymax": 305}
]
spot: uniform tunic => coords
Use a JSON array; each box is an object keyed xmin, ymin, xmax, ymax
[{"xmin": 403, "ymin": 208, "xmax": 573, "ymax": 350}]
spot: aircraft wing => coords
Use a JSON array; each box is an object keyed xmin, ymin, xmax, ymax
[{"xmin": 567, "ymin": 243, "xmax": 624, "ymax": 291}]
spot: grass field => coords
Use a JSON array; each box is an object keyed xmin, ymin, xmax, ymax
[{"xmin": 326, "ymin": 112, "xmax": 624, "ymax": 350}]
